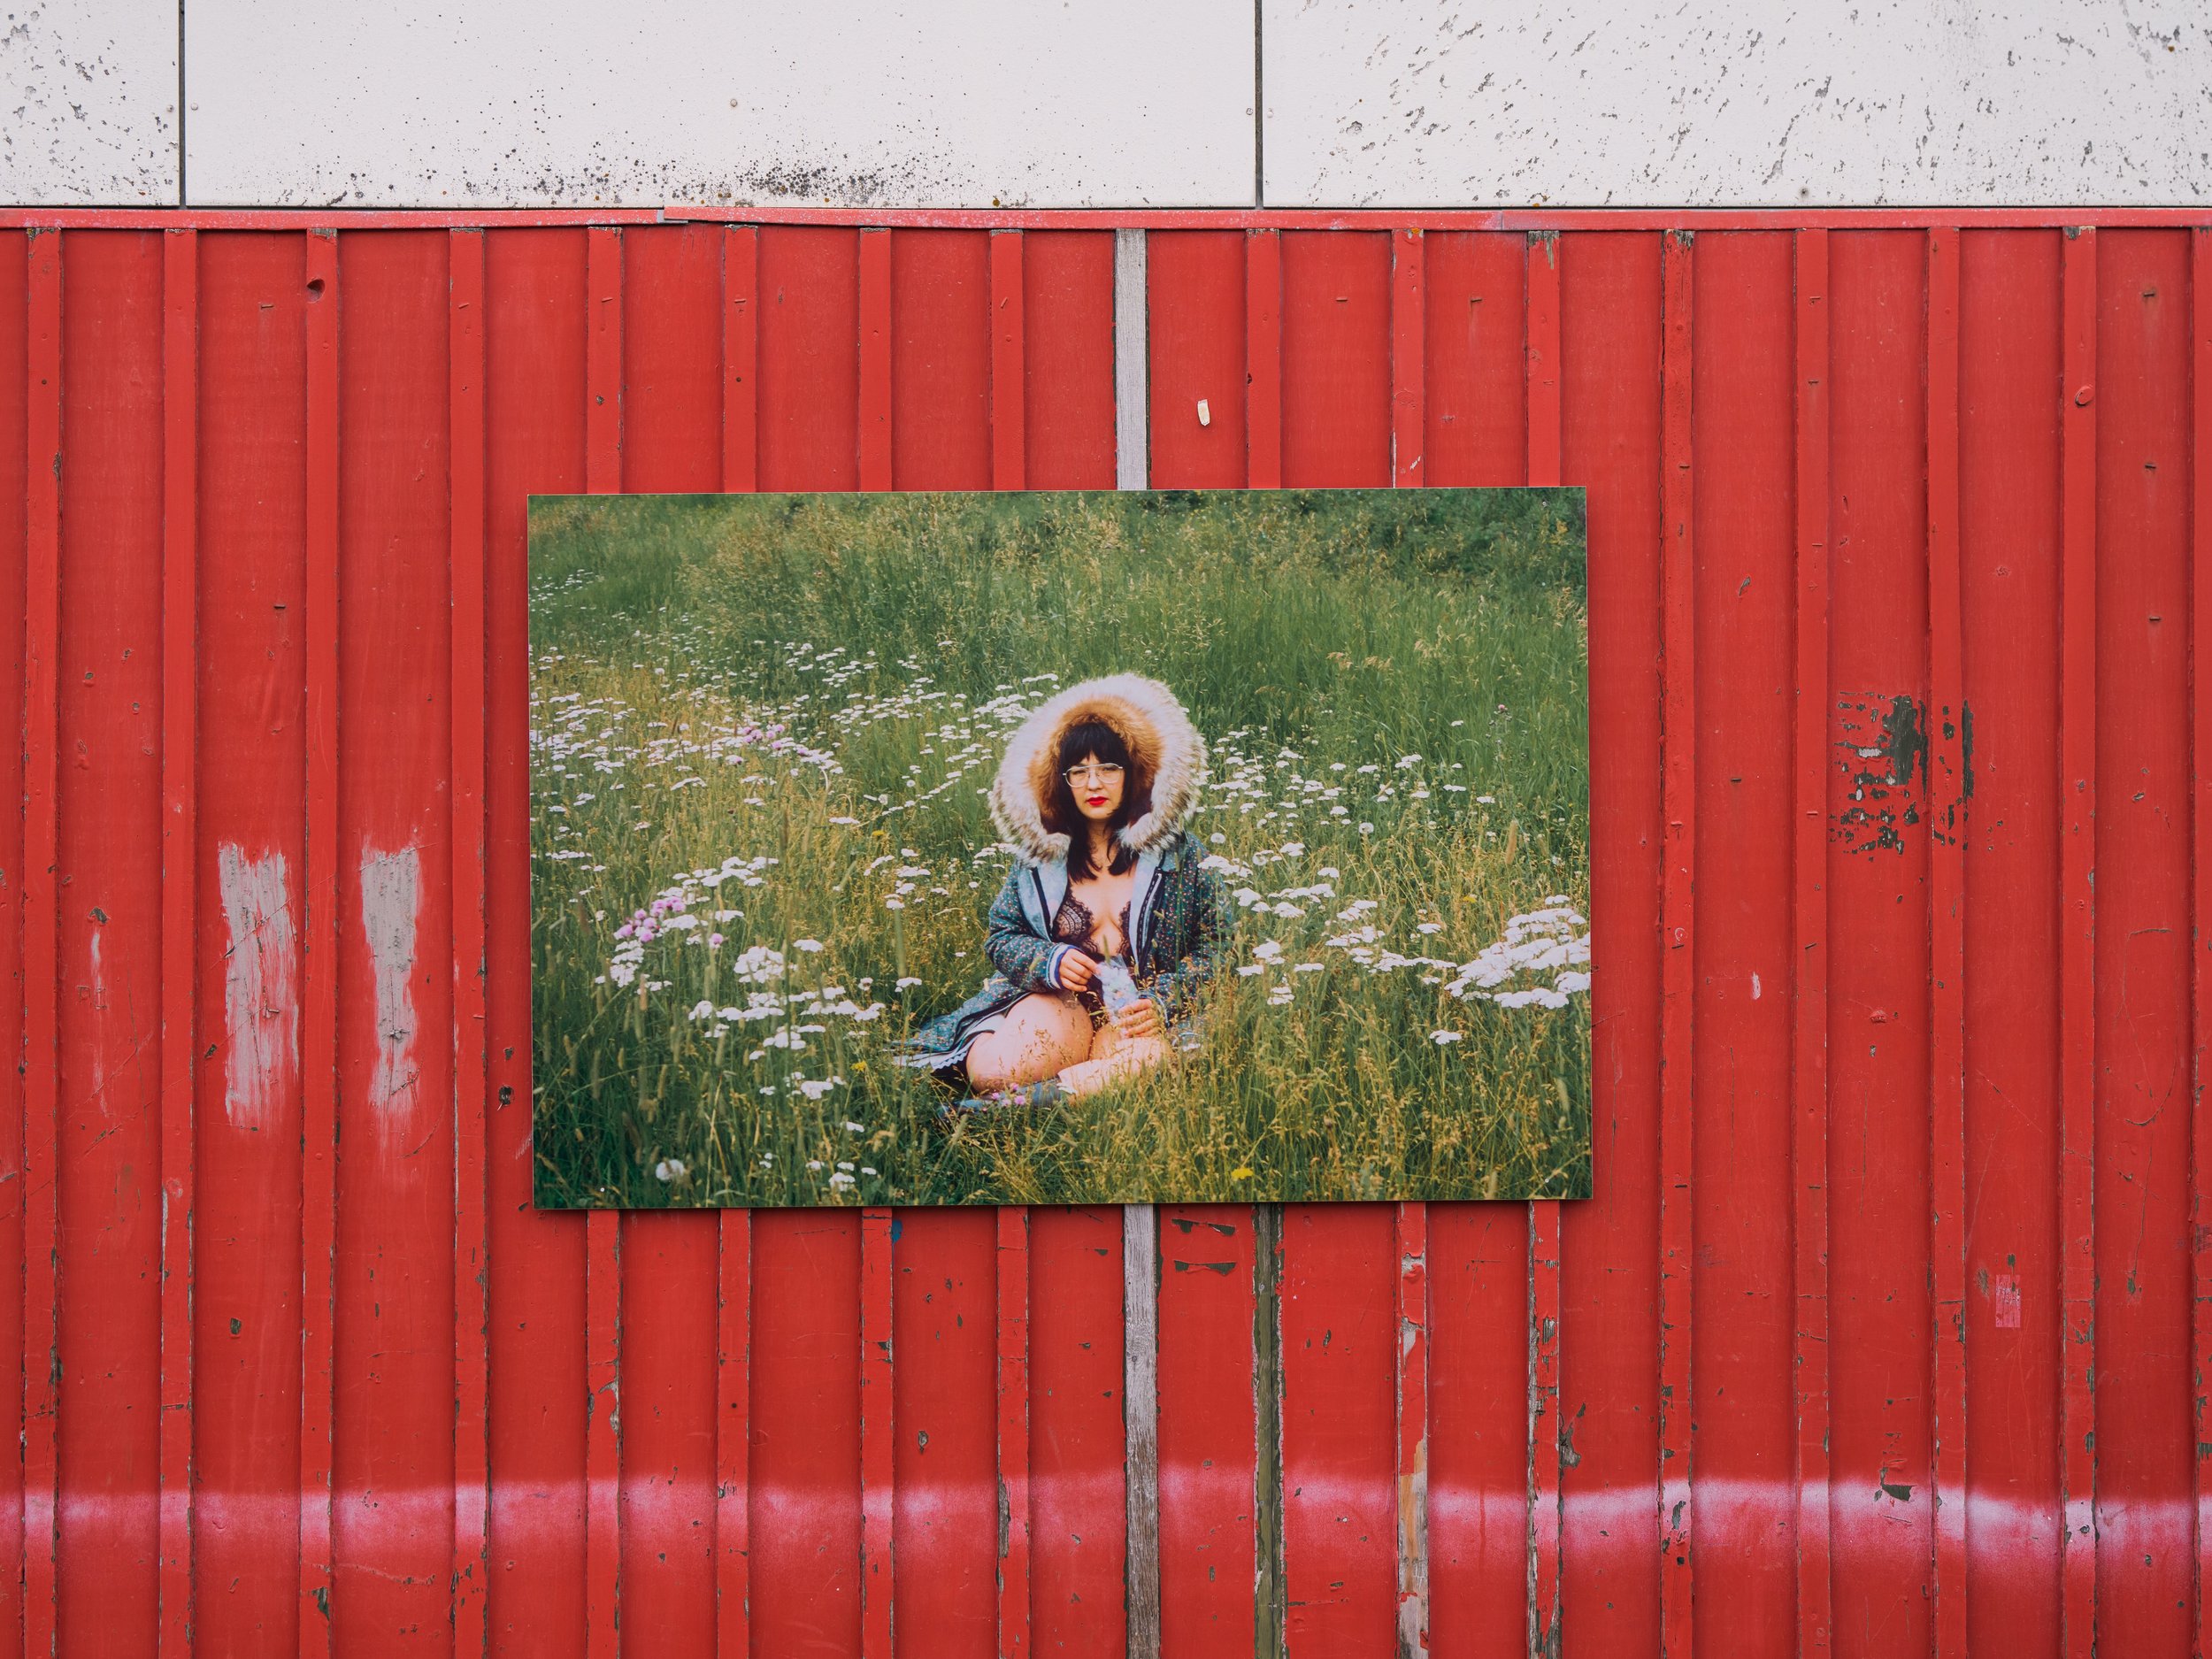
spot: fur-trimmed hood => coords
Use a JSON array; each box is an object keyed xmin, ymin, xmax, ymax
[{"xmin": 988, "ymin": 674, "xmax": 1207, "ymax": 866}]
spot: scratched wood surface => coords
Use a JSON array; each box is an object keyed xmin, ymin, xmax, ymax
[{"xmin": 4, "ymin": 217, "xmax": 2209, "ymax": 1656}]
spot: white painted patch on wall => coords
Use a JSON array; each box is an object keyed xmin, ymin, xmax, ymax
[
  {"xmin": 359, "ymin": 842, "xmax": 421, "ymax": 1114},
  {"xmin": 218, "ymin": 844, "xmax": 299, "ymax": 1132},
  {"xmin": 0, "ymin": 0, "xmax": 180, "ymax": 204},
  {"xmin": 1263, "ymin": 0, "xmax": 2212, "ymax": 206}
]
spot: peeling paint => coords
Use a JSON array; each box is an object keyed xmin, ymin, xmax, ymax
[
  {"xmin": 1832, "ymin": 692, "xmax": 1929, "ymax": 856},
  {"xmin": 218, "ymin": 844, "xmax": 297, "ymax": 1132},
  {"xmin": 359, "ymin": 841, "xmax": 421, "ymax": 1114}
]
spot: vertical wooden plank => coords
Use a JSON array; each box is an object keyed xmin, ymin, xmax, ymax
[
  {"xmin": 1144, "ymin": 232, "xmax": 1243, "ymax": 489},
  {"xmin": 1115, "ymin": 229, "xmax": 1147, "ymax": 490},
  {"xmin": 298, "ymin": 225, "xmax": 339, "ymax": 1659},
  {"xmin": 1279, "ymin": 233, "xmax": 1392, "ymax": 486},
  {"xmin": 723, "ymin": 225, "xmax": 757, "ymax": 494},
  {"xmin": 1426, "ymin": 1207, "xmax": 1528, "ymax": 1659},
  {"xmin": 2194, "ymin": 222, "xmax": 2212, "ymax": 1659},
  {"xmin": 2057, "ymin": 225, "xmax": 2098, "ymax": 1659},
  {"xmin": 329, "ymin": 226, "xmax": 456, "ymax": 1654},
  {"xmin": 860, "ymin": 1210, "xmax": 896, "ymax": 1659},
  {"xmin": 2088, "ymin": 227, "xmax": 2194, "ymax": 1659},
  {"xmin": 1686, "ymin": 230, "xmax": 1798, "ymax": 1653},
  {"xmin": 1526, "ymin": 232, "xmax": 1563, "ymax": 488},
  {"xmin": 1252, "ymin": 1206, "xmax": 1283, "ymax": 1659},
  {"xmin": 1421, "ymin": 231, "xmax": 1526, "ymax": 488},
  {"xmin": 449, "ymin": 224, "xmax": 491, "ymax": 1658},
  {"xmin": 991, "ymin": 230, "xmax": 1025, "ymax": 490},
  {"xmin": 55, "ymin": 227, "xmax": 166, "ymax": 1655},
  {"xmin": 1524, "ymin": 225, "xmax": 1565, "ymax": 1659},
  {"xmin": 1925, "ymin": 224, "xmax": 1970, "ymax": 1659},
  {"xmin": 1392, "ymin": 1203, "xmax": 1428, "ymax": 1659},
  {"xmin": 1656, "ymin": 227, "xmax": 1696, "ymax": 1659},
  {"xmin": 20, "ymin": 226, "xmax": 58, "ymax": 1659},
  {"xmin": 0, "ymin": 225, "xmax": 33, "ymax": 1659},
  {"xmin": 1528, "ymin": 1206, "xmax": 1563, "ymax": 1655},
  {"xmin": 1387, "ymin": 219, "xmax": 1432, "ymax": 1659},
  {"xmin": 1958, "ymin": 227, "xmax": 2065, "ymax": 1658},
  {"xmin": 1246, "ymin": 231, "xmax": 1280, "ymax": 489},
  {"xmin": 858, "ymin": 228, "xmax": 892, "ymax": 491},
  {"xmin": 748, "ymin": 223, "xmax": 864, "ymax": 1659},
  {"xmin": 749, "ymin": 1213, "xmax": 863, "ymax": 1656},
  {"xmin": 582, "ymin": 221, "xmax": 622, "ymax": 1659},
  {"xmin": 1029, "ymin": 1210, "xmax": 1128, "ymax": 1659},
  {"xmin": 1556, "ymin": 227, "xmax": 1667, "ymax": 1658},
  {"xmin": 1125, "ymin": 1208, "xmax": 1161, "ymax": 1659},
  {"xmin": 483, "ymin": 225, "xmax": 590, "ymax": 1659},
  {"xmin": 1825, "ymin": 228, "xmax": 1933, "ymax": 1659},
  {"xmin": 1429, "ymin": 227, "xmax": 1539, "ymax": 1659},
  {"xmin": 157, "ymin": 226, "xmax": 197, "ymax": 1659},
  {"xmin": 616, "ymin": 221, "xmax": 723, "ymax": 1656},
  {"xmin": 1390, "ymin": 227, "xmax": 1423, "ymax": 487},
  {"xmin": 892, "ymin": 1213, "xmax": 999, "ymax": 1659},
  {"xmin": 585, "ymin": 1225, "xmax": 620, "ymax": 1659},
  {"xmin": 715, "ymin": 1211, "xmax": 749, "ymax": 1659},
  {"xmin": 194, "ymin": 228, "xmax": 310, "ymax": 1659},
  {"xmin": 620, "ymin": 222, "xmax": 723, "ymax": 488},
  {"xmin": 1791, "ymin": 226, "xmax": 1835, "ymax": 1659},
  {"xmin": 756, "ymin": 227, "xmax": 859, "ymax": 490},
  {"xmin": 716, "ymin": 219, "xmax": 757, "ymax": 1659},
  {"xmin": 586, "ymin": 227, "xmax": 622, "ymax": 495},
  {"xmin": 1020, "ymin": 231, "xmax": 1115, "ymax": 490},
  {"xmin": 997, "ymin": 1210, "xmax": 1032, "ymax": 1659},
  {"xmin": 1115, "ymin": 222, "xmax": 1162, "ymax": 1659},
  {"xmin": 1156, "ymin": 1204, "xmax": 1252, "ymax": 1659},
  {"xmin": 1279, "ymin": 1206, "xmax": 1396, "ymax": 1659},
  {"xmin": 890, "ymin": 230, "xmax": 992, "ymax": 490}
]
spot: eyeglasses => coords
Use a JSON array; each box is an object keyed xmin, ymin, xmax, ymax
[{"xmin": 1064, "ymin": 763, "xmax": 1125, "ymax": 787}]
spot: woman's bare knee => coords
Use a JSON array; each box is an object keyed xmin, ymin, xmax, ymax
[{"xmin": 968, "ymin": 994, "xmax": 1090, "ymax": 1090}]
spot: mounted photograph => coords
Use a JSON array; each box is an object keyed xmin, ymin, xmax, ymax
[{"xmin": 528, "ymin": 488, "xmax": 1590, "ymax": 1206}]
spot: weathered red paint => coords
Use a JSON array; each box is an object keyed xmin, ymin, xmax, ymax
[{"xmin": 9, "ymin": 215, "xmax": 2212, "ymax": 1658}]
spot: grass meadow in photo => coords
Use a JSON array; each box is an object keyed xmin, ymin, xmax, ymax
[{"xmin": 529, "ymin": 489, "xmax": 1589, "ymax": 1207}]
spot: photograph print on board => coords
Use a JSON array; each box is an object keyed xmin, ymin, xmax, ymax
[{"xmin": 529, "ymin": 488, "xmax": 1589, "ymax": 1207}]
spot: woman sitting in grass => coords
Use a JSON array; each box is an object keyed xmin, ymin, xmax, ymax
[{"xmin": 902, "ymin": 673, "xmax": 1229, "ymax": 1110}]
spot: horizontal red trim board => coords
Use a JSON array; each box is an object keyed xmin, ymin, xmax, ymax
[{"xmin": 3, "ymin": 207, "xmax": 2209, "ymax": 234}]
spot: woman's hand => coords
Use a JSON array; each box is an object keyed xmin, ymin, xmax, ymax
[
  {"xmin": 1114, "ymin": 997, "xmax": 1163, "ymax": 1041},
  {"xmin": 1056, "ymin": 951, "xmax": 1097, "ymax": 993}
]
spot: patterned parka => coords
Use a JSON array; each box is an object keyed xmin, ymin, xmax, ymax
[{"xmin": 901, "ymin": 673, "xmax": 1231, "ymax": 1074}]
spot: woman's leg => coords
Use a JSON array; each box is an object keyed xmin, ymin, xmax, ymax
[
  {"xmin": 1056, "ymin": 1019, "xmax": 1171, "ymax": 1097},
  {"xmin": 964, "ymin": 993, "xmax": 1094, "ymax": 1092}
]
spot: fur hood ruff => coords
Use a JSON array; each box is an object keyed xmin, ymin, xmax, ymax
[{"xmin": 988, "ymin": 674, "xmax": 1207, "ymax": 866}]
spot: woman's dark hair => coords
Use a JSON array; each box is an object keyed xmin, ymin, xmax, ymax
[{"xmin": 1044, "ymin": 718, "xmax": 1148, "ymax": 878}]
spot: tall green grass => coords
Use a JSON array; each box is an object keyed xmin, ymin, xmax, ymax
[{"xmin": 530, "ymin": 489, "xmax": 1589, "ymax": 1206}]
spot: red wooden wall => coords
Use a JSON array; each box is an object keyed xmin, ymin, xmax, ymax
[{"xmin": 2, "ymin": 211, "xmax": 2208, "ymax": 1657}]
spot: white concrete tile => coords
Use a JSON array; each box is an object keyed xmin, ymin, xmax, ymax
[
  {"xmin": 1263, "ymin": 0, "xmax": 2212, "ymax": 207},
  {"xmin": 2, "ymin": 0, "xmax": 178, "ymax": 204},
  {"xmin": 185, "ymin": 0, "xmax": 1257, "ymax": 208}
]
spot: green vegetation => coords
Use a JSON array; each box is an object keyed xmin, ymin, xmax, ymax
[{"xmin": 530, "ymin": 489, "xmax": 1589, "ymax": 1206}]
